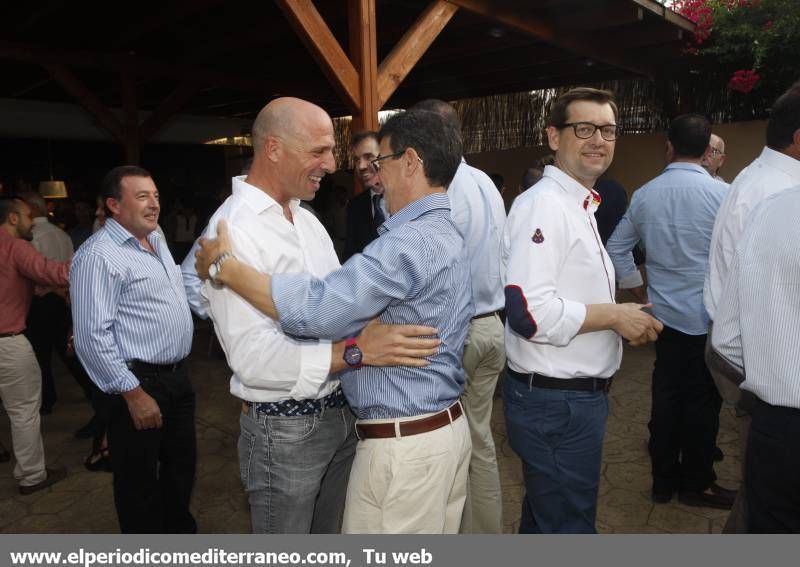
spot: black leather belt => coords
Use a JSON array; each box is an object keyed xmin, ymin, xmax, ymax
[
  {"xmin": 472, "ymin": 310, "xmax": 498, "ymax": 321},
  {"xmin": 507, "ymin": 367, "xmax": 613, "ymax": 393},
  {"xmin": 126, "ymin": 359, "xmax": 185, "ymax": 374}
]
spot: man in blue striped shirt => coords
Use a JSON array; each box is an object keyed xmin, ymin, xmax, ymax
[
  {"xmin": 71, "ymin": 166, "xmax": 196, "ymax": 533},
  {"xmin": 607, "ymin": 114, "xmax": 734, "ymax": 510},
  {"xmin": 196, "ymin": 109, "xmax": 474, "ymax": 533}
]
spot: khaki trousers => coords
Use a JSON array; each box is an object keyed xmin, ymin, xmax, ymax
[
  {"xmin": 0, "ymin": 335, "xmax": 47, "ymax": 486},
  {"xmin": 460, "ymin": 313, "xmax": 506, "ymax": 533},
  {"xmin": 342, "ymin": 408, "xmax": 472, "ymax": 534}
]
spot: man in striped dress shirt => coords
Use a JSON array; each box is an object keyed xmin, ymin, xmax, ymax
[
  {"xmin": 71, "ymin": 166, "xmax": 197, "ymax": 533},
  {"xmin": 712, "ymin": 186, "xmax": 800, "ymax": 532},
  {"xmin": 196, "ymin": 109, "xmax": 473, "ymax": 533}
]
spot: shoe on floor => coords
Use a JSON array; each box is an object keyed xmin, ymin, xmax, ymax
[
  {"xmin": 678, "ymin": 483, "xmax": 737, "ymax": 510},
  {"xmin": 18, "ymin": 466, "xmax": 67, "ymax": 495},
  {"xmin": 713, "ymin": 446, "xmax": 724, "ymax": 462}
]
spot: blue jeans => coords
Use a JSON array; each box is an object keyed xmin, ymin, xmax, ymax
[
  {"xmin": 238, "ymin": 403, "xmax": 357, "ymax": 533},
  {"xmin": 503, "ymin": 372, "xmax": 608, "ymax": 533}
]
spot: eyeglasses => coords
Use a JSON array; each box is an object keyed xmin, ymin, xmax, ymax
[
  {"xmin": 369, "ymin": 151, "xmax": 423, "ymax": 173},
  {"xmin": 709, "ymin": 148, "xmax": 725, "ymax": 157},
  {"xmin": 369, "ymin": 151, "xmax": 405, "ymax": 173},
  {"xmin": 558, "ymin": 122, "xmax": 622, "ymax": 141}
]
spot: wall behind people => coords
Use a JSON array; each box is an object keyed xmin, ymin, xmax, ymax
[{"xmin": 467, "ymin": 120, "xmax": 767, "ymax": 200}]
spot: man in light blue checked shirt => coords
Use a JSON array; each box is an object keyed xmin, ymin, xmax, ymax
[
  {"xmin": 196, "ymin": 109, "xmax": 474, "ymax": 533},
  {"xmin": 71, "ymin": 165, "xmax": 197, "ymax": 533}
]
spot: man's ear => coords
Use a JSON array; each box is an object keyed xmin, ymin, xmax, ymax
[
  {"xmin": 106, "ymin": 197, "xmax": 121, "ymax": 217},
  {"xmin": 264, "ymin": 136, "xmax": 282, "ymax": 163},
  {"xmin": 546, "ymin": 126, "xmax": 560, "ymax": 152},
  {"xmin": 666, "ymin": 140, "xmax": 675, "ymax": 163}
]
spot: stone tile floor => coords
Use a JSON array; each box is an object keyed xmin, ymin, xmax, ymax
[{"xmin": 0, "ymin": 326, "xmax": 741, "ymax": 533}]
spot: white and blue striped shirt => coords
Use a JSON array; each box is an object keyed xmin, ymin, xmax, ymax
[
  {"xmin": 70, "ymin": 218, "xmax": 193, "ymax": 394},
  {"xmin": 712, "ymin": 186, "xmax": 800, "ymax": 409},
  {"xmin": 272, "ymin": 193, "xmax": 474, "ymax": 419}
]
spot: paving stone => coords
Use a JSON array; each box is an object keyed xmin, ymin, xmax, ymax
[
  {"xmin": 0, "ymin": 498, "xmax": 28, "ymax": 529},
  {"xmin": 1, "ymin": 513, "xmax": 65, "ymax": 534},
  {"xmin": 604, "ymin": 461, "xmax": 652, "ymax": 492},
  {"xmin": 648, "ymin": 504, "xmax": 711, "ymax": 533},
  {"xmin": 30, "ymin": 490, "xmax": 82, "ymax": 515},
  {"xmin": 597, "ymin": 487, "xmax": 652, "ymax": 528}
]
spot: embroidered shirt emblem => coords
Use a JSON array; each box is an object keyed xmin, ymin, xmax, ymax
[{"xmin": 532, "ymin": 228, "xmax": 544, "ymax": 243}]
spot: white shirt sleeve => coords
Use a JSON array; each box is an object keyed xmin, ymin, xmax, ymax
[
  {"xmin": 710, "ymin": 252, "xmax": 744, "ymax": 372},
  {"xmin": 504, "ymin": 194, "xmax": 586, "ymax": 347}
]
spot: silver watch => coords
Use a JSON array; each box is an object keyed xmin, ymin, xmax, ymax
[{"xmin": 208, "ymin": 252, "xmax": 234, "ymax": 285}]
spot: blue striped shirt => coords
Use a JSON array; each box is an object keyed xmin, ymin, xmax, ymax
[
  {"xmin": 272, "ymin": 193, "xmax": 474, "ymax": 419},
  {"xmin": 70, "ymin": 219, "xmax": 193, "ymax": 394},
  {"xmin": 607, "ymin": 163, "xmax": 727, "ymax": 335}
]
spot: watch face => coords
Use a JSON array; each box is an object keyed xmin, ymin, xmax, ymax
[
  {"xmin": 208, "ymin": 263, "xmax": 218, "ymax": 281},
  {"xmin": 344, "ymin": 345, "xmax": 363, "ymax": 366}
]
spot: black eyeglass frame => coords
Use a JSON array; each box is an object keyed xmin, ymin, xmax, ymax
[
  {"xmin": 558, "ymin": 122, "xmax": 623, "ymax": 141},
  {"xmin": 369, "ymin": 151, "xmax": 406, "ymax": 173}
]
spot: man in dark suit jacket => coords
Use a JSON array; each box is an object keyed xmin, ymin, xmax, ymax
[{"xmin": 343, "ymin": 131, "xmax": 386, "ymax": 261}]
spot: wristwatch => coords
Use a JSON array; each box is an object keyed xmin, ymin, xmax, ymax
[
  {"xmin": 208, "ymin": 252, "xmax": 235, "ymax": 285},
  {"xmin": 343, "ymin": 337, "xmax": 363, "ymax": 368}
]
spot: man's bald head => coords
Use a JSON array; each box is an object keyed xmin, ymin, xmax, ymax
[{"xmin": 251, "ymin": 97, "xmax": 332, "ymax": 154}]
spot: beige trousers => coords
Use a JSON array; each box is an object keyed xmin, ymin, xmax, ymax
[
  {"xmin": 459, "ymin": 313, "xmax": 506, "ymax": 533},
  {"xmin": 0, "ymin": 335, "xmax": 47, "ymax": 486},
  {"xmin": 342, "ymin": 408, "xmax": 472, "ymax": 534}
]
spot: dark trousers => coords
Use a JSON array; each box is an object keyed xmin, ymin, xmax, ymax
[
  {"xmin": 26, "ymin": 293, "xmax": 93, "ymax": 409},
  {"xmin": 746, "ymin": 401, "xmax": 800, "ymax": 533},
  {"xmin": 650, "ymin": 326, "xmax": 721, "ymax": 493},
  {"xmin": 106, "ymin": 364, "xmax": 197, "ymax": 533}
]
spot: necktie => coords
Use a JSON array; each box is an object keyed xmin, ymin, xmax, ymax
[{"xmin": 372, "ymin": 194, "xmax": 386, "ymax": 231}]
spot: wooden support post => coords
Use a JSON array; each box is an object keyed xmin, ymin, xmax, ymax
[
  {"xmin": 121, "ymin": 69, "xmax": 140, "ymax": 165},
  {"xmin": 348, "ymin": 0, "xmax": 379, "ymax": 132},
  {"xmin": 275, "ymin": 0, "xmax": 361, "ymax": 110},
  {"xmin": 377, "ymin": 1, "xmax": 458, "ymax": 107}
]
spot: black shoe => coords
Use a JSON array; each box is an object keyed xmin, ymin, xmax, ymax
[
  {"xmin": 19, "ymin": 466, "xmax": 67, "ymax": 495},
  {"xmin": 0, "ymin": 445, "xmax": 10, "ymax": 463},
  {"xmin": 679, "ymin": 483, "xmax": 737, "ymax": 510},
  {"xmin": 713, "ymin": 446, "xmax": 724, "ymax": 462},
  {"xmin": 84, "ymin": 447, "xmax": 112, "ymax": 473},
  {"xmin": 652, "ymin": 488, "xmax": 673, "ymax": 504},
  {"xmin": 73, "ymin": 417, "xmax": 98, "ymax": 439}
]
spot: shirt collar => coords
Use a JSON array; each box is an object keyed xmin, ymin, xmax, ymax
[
  {"xmin": 104, "ymin": 218, "xmax": 161, "ymax": 250},
  {"xmin": 760, "ymin": 146, "xmax": 800, "ymax": 179},
  {"xmin": 232, "ymin": 175, "xmax": 301, "ymax": 215},
  {"xmin": 378, "ymin": 193, "xmax": 450, "ymax": 235},
  {"xmin": 32, "ymin": 217, "xmax": 49, "ymax": 226},
  {"xmin": 543, "ymin": 165, "xmax": 602, "ymax": 212},
  {"xmin": 664, "ymin": 162, "xmax": 711, "ymax": 176}
]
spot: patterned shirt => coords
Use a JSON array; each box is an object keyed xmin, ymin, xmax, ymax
[
  {"xmin": 272, "ymin": 193, "xmax": 473, "ymax": 419},
  {"xmin": 70, "ymin": 218, "xmax": 193, "ymax": 394}
]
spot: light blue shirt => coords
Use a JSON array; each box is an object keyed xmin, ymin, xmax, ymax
[
  {"xmin": 606, "ymin": 162, "xmax": 727, "ymax": 335},
  {"xmin": 448, "ymin": 159, "xmax": 507, "ymax": 314},
  {"xmin": 70, "ymin": 219, "xmax": 194, "ymax": 394},
  {"xmin": 272, "ymin": 193, "xmax": 474, "ymax": 419},
  {"xmin": 181, "ymin": 230, "xmax": 210, "ymax": 319}
]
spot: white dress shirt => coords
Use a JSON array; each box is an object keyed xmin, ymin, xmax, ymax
[
  {"xmin": 502, "ymin": 166, "xmax": 621, "ymax": 379},
  {"xmin": 704, "ymin": 146, "xmax": 800, "ymax": 319},
  {"xmin": 31, "ymin": 216, "xmax": 73, "ymax": 261},
  {"xmin": 200, "ymin": 176, "xmax": 341, "ymax": 403},
  {"xmin": 449, "ymin": 159, "xmax": 507, "ymax": 315},
  {"xmin": 712, "ymin": 186, "xmax": 800, "ymax": 409}
]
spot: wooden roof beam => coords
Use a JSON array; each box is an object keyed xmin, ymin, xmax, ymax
[
  {"xmin": 377, "ymin": 0, "xmax": 458, "ymax": 108},
  {"xmin": 349, "ymin": 0, "xmax": 379, "ymax": 130},
  {"xmin": 445, "ymin": 0, "xmax": 656, "ymax": 79},
  {"xmin": 275, "ymin": 0, "xmax": 361, "ymax": 110},
  {"xmin": 42, "ymin": 63, "xmax": 124, "ymax": 143},
  {"xmin": 140, "ymin": 83, "xmax": 200, "ymax": 142}
]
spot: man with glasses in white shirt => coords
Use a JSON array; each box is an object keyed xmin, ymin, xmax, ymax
[
  {"xmin": 502, "ymin": 87, "xmax": 662, "ymax": 533},
  {"xmin": 702, "ymin": 133, "xmax": 727, "ymax": 182}
]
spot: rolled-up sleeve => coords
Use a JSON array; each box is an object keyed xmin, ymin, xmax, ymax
[
  {"xmin": 70, "ymin": 253, "xmax": 140, "ymax": 394},
  {"xmin": 504, "ymin": 195, "xmax": 586, "ymax": 347}
]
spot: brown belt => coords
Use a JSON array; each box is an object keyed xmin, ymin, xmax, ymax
[
  {"xmin": 472, "ymin": 310, "xmax": 498, "ymax": 321},
  {"xmin": 0, "ymin": 331, "xmax": 24, "ymax": 338},
  {"xmin": 356, "ymin": 402, "xmax": 463, "ymax": 439}
]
